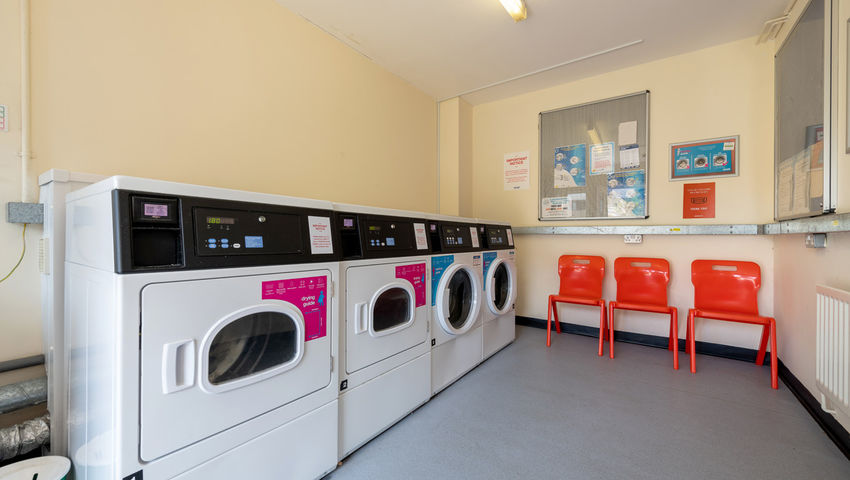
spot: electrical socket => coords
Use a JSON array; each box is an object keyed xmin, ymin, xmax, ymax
[
  {"xmin": 624, "ymin": 234, "xmax": 643, "ymax": 244},
  {"xmin": 805, "ymin": 233, "xmax": 827, "ymax": 248}
]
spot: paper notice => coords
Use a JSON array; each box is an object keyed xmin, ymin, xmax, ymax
[
  {"xmin": 590, "ymin": 142, "xmax": 615, "ymax": 175},
  {"xmin": 777, "ymin": 159, "xmax": 794, "ymax": 217},
  {"xmin": 542, "ymin": 197, "xmax": 572, "ymax": 218},
  {"xmin": 504, "ymin": 151, "xmax": 530, "ymax": 190},
  {"xmin": 793, "ymin": 154, "xmax": 811, "ymax": 214},
  {"xmin": 619, "ymin": 144, "xmax": 640, "ymax": 169},
  {"xmin": 618, "ymin": 121, "xmax": 637, "ymax": 145},
  {"xmin": 469, "ymin": 226, "xmax": 480, "ymax": 248},
  {"xmin": 413, "ymin": 222, "xmax": 428, "ymax": 250},
  {"xmin": 307, "ymin": 216, "xmax": 333, "ymax": 254},
  {"xmin": 506, "ymin": 228, "xmax": 513, "ymax": 246}
]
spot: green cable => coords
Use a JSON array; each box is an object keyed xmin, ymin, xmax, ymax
[{"xmin": 0, "ymin": 223, "xmax": 27, "ymax": 284}]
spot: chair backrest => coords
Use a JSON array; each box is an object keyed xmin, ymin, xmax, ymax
[
  {"xmin": 557, "ymin": 255, "xmax": 605, "ymax": 299},
  {"xmin": 614, "ymin": 257, "xmax": 670, "ymax": 306},
  {"xmin": 691, "ymin": 260, "xmax": 761, "ymax": 315}
]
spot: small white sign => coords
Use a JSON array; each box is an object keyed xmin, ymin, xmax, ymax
[
  {"xmin": 506, "ymin": 228, "xmax": 513, "ymax": 246},
  {"xmin": 590, "ymin": 142, "xmax": 615, "ymax": 175},
  {"xmin": 413, "ymin": 222, "xmax": 428, "ymax": 250},
  {"xmin": 542, "ymin": 196, "xmax": 572, "ymax": 218},
  {"xmin": 619, "ymin": 144, "xmax": 640, "ymax": 169},
  {"xmin": 307, "ymin": 216, "xmax": 333, "ymax": 254},
  {"xmin": 0, "ymin": 105, "xmax": 7, "ymax": 132},
  {"xmin": 504, "ymin": 151, "xmax": 530, "ymax": 190},
  {"xmin": 469, "ymin": 227, "xmax": 480, "ymax": 248},
  {"xmin": 618, "ymin": 120, "xmax": 637, "ymax": 145}
]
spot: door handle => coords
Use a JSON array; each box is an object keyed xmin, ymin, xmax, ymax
[
  {"xmin": 354, "ymin": 302, "xmax": 369, "ymax": 334},
  {"xmin": 162, "ymin": 339, "xmax": 196, "ymax": 394}
]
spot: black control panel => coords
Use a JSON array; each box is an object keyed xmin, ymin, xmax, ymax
[
  {"xmin": 427, "ymin": 220, "xmax": 481, "ymax": 253},
  {"xmin": 480, "ymin": 224, "xmax": 513, "ymax": 250},
  {"xmin": 112, "ymin": 190, "xmax": 340, "ymax": 273},
  {"xmin": 336, "ymin": 212, "xmax": 429, "ymax": 260}
]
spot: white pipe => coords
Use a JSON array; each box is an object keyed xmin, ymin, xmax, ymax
[{"xmin": 20, "ymin": 0, "xmax": 32, "ymax": 203}]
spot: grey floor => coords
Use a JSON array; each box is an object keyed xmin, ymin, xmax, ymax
[{"xmin": 326, "ymin": 326, "xmax": 850, "ymax": 480}]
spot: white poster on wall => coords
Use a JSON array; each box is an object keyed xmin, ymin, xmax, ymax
[{"xmin": 504, "ymin": 151, "xmax": 530, "ymax": 190}]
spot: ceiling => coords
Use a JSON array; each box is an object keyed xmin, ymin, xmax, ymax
[{"xmin": 275, "ymin": 0, "xmax": 789, "ymax": 104}]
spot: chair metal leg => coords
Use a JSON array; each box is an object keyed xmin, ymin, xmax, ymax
[
  {"xmin": 553, "ymin": 300, "xmax": 562, "ymax": 334},
  {"xmin": 546, "ymin": 298, "xmax": 553, "ymax": 347},
  {"xmin": 668, "ymin": 319, "xmax": 674, "ymax": 351},
  {"xmin": 607, "ymin": 304, "xmax": 615, "ymax": 359},
  {"xmin": 671, "ymin": 308, "xmax": 679, "ymax": 370},
  {"xmin": 770, "ymin": 318, "xmax": 778, "ymax": 389},
  {"xmin": 598, "ymin": 304, "xmax": 606, "ymax": 357},
  {"xmin": 688, "ymin": 310, "xmax": 696, "ymax": 373},
  {"xmin": 755, "ymin": 324, "xmax": 769, "ymax": 366}
]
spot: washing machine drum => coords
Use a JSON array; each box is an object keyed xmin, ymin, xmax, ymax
[{"xmin": 491, "ymin": 263, "xmax": 510, "ymax": 311}]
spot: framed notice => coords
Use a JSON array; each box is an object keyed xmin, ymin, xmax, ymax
[{"xmin": 670, "ymin": 135, "xmax": 739, "ymax": 181}]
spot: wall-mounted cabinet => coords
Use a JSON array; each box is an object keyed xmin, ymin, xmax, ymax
[{"xmin": 775, "ymin": 0, "xmax": 837, "ymax": 220}]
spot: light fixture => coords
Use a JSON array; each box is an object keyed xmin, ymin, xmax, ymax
[{"xmin": 499, "ymin": 0, "xmax": 527, "ymax": 22}]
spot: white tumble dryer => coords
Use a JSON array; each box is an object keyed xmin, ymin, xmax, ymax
[
  {"xmin": 334, "ymin": 205, "xmax": 432, "ymax": 459},
  {"xmin": 477, "ymin": 221, "xmax": 518, "ymax": 360},
  {"xmin": 64, "ymin": 176, "xmax": 340, "ymax": 480},
  {"xmin": 426, "ymin": 216, "xmax": 484, "ymax": 395}
]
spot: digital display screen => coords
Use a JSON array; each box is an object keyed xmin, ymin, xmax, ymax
[
  {"xmin": 143, "ymin": 203, "xmax": 168, "ymax": 217},
  {"xmin": 430, "ymin": 224, "xmax": 437, "ymax": 231},
  {"xmin": 368, "ymin": 225, "xmax": 381, "ymax": 232},
  {"xmin": 207, "ymin": 216, "xmax": 236, "ymax": 225},
  {"xmin": 457, "ymin": 238, "xmax": 463, "ymax": 244},
  {"xmin": 245, "ymin": 236, "xmax": 264, "ymax": 248},
  {"xmin": 386, "ymin": 237, "xmax": 395, "ymax": 246},
  {"xmin": 343, "ymin": 218, "xmax": 354, "ymax": 227}
]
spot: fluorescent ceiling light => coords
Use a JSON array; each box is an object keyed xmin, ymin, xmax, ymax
[{"xmin": 499, "ymin": 0, "xmax": 527, "ymax": 22}]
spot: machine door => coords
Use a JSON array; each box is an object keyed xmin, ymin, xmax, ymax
[
  {"xmin": 435, "ymin": 263, "xmax": 482, "ymax": 335},
  {"xmin": 139, "ymin": 269, "xmax": 333, "ymax": 461},
  {"xmin": 345, "ymin": 261, "xmax": 429, "ymax": 373},
  {"xmin": 485, "ymin": 258, "xmax": 517, "ymax": 316}
]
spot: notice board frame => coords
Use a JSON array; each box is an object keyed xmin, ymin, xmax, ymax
[{"xmin": 538, "ymin": 91, "xmax": 650, "ymax": 221}]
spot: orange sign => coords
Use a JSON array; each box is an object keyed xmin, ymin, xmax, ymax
[{"xmin": 683, "ymin": 182, "xmax": 715, "ymax": 218}]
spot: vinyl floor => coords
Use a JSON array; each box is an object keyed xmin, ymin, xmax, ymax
[{"xmin": 326, "ymin": 325, "xmax": 850, "ymax": 480}]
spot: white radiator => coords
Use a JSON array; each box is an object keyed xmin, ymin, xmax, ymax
[{"xmin": 816, "ymin": 285, "xmax": 850, "ymax": 429}]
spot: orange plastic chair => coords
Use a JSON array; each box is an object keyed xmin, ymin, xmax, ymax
[
  {"xmin": 546, "ymin": 255, "xmax": 606, "ymax": 355},
  {"xmin": 687, "ymin": 260, "xmax": 778, "ymax": 389},
  {"xmin": 608, "ymin": 258, "xmax": 679, "ymax": 369}
]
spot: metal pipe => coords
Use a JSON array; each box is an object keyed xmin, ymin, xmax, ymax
[
  {"xmin": 0, "ymin": 377, "xmax": 47, "ymax": 415},
  {"xmin": 0, "ymin": 355, "xmax": 45, "ymax": 374},
  {"xmin": 20, "ymin": 0, "xmax": 33, "ymax": 203},
  {"xmin": 0, "ymin": 414, "xmax": 49, "ymax": 462}
]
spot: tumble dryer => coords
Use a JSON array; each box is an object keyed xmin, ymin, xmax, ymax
[
  {"xmin": 426, "ymin": 216, "xmax": 484, "ymax": 395},
  {"xmin": 334, "ymin": 205, "xmax": 432, "ymax": 459},
  {"xmin": 65, "ymin": 177, "xmax": 340, "ymax": 480},
  {"xmin": 477, "ymin": 221, "xmax": 518, "ymax": 360}
]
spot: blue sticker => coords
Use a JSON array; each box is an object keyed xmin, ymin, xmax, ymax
[
  {"xmin": 431, "ymin": 255, "xmax": 454, "ymax": 306},
  {"xmin": 482, "ymin": 252, "xmax": 497, "ymax": 290}
]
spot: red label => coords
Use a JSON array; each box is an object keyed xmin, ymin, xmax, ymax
[
  {"xmin": 261, "ymin": 276, "xmax": 327, "ymax": 341},
  {"xmin": 395, "ymin": 263, "xmax": 426, "ymax": 307},
  {"xmin": 683, "ymin": 182, "xmax": 715, "ymax": 219}
]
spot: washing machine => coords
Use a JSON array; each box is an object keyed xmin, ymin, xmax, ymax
[
  {"xmin": 334, "ymin": 204, "xmax": 432, "ymax": 459},
  {"xmin": 65, "ymin": 176, "xmax": 341, "ymax": 480},
  {"xmin": 426, "ymin": 215, "xmax": 484, "ymax": 395},
  {"xmin": 477, "ymin": 221, "xmax": 517, "ymax": 360}
]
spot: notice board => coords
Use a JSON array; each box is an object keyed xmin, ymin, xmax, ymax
[{"xmin": 538, "ymin": 91, "xmax": 649, "ymax": 220}]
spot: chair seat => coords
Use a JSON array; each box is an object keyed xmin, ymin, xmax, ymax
[
  {"xmin": 690, "ymin": 308, "xmax": 773, "ymax": 326},
  {"xmin": 610, "ymin": 301, "xmax": 674, "ymax": 315},
  {"xmin": 550, "ymin": 294, "xmax": 604, "ymax": 306}
]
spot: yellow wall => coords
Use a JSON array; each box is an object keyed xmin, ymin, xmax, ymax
[
  {"xmin": 0, "ymin": 0, "xmax": 437, "ymax": 362},
  {"xmin": 469, "ymin": 37, "xmax": 777, "ymax": 349},
  {"xmin": 472, "ymin": 37, "xmax": 774, "ymax": 227}
]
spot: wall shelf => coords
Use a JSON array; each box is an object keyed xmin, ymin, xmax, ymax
[{"xmin": 514, "ymin": 212, "xmax": 850, "ymax": 236}]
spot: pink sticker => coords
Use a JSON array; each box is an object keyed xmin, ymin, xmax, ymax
[
  {"xmin": 261, "ymin": 276, "xmax": 327, "ymax": 341},
  {"xmin": 395, "ymin": 263, "xmax": 426, "ymax": 307}
]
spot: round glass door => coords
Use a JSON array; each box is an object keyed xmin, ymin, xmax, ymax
[
  {"xmin": 372, "ymin": 286, "xmax": 413, "ymax": 334},
  {"xmin": 203, "ymin": 305, "xmax": 304, "ymax": 392},
  {"xmin": 447, "ymin": 269, "xmax": 473, "ymax": 329},
  {"xmin": 492, "ymin": 263, "xmax": 510, "ymax": 310}
]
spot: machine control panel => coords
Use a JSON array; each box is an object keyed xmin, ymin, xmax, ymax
[
  {"xmin": 337, "ymin": 213, "xmax": 424, "ymax": 259},
  {"xmin": 194, "ymin": 207, "xmax": 303, "ymax": 256},
  {"xmin": 483, "ymin": 225, "xmax": 509, "ymax": 248},
  {"xmin": 439, "ymin": 224, "xmax": 476, "ymax": 250}
]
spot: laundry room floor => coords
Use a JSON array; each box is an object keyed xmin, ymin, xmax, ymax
[{"xmin": 326, "ymin": 325, "xmax": 850, "ymax": 480}]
